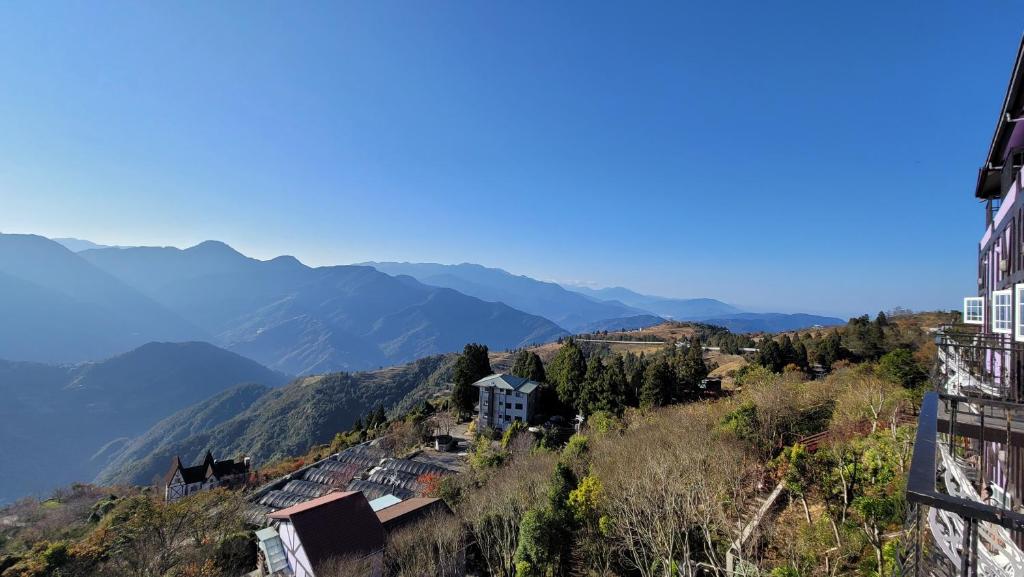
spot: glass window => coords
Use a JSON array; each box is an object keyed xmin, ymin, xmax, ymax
[
  {"xmin": 993, "ymin": 290, "xmax": 1012, "ymax": 333},
  {"xmin": 1017, "ymin": 285, "xmax": 1024, "ymax": 342},
  {"xmin": 515, "ymin": 403, "xmax": 523, "ymax": 410},
  {"xmin": 964, "ymin": 297, "xmax": 984, "ymax": 325}
]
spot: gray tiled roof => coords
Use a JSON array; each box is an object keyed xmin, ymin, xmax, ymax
[{"xmin": 472, "ymin": 373, "xmax": 540, "ymax": 394}]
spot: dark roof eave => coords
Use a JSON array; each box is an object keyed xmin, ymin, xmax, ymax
[
  {"xmin": 976, "ymin": 165, "xmax": 1001, "ymax": 199},
  {"xmin": 978, "ymin": 34, "xmax": 1024, "ymax": 199}
]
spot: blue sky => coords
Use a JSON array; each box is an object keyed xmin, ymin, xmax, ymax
[{"xmin": 0, "ymin": 2, "xmax": 1021, "ymax": 317}]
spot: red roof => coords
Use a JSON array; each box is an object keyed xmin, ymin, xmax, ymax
[{"xmin": 268, "ymin": 491, "xmax": 385, "ymax": 566}]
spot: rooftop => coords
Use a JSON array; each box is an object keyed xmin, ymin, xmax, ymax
[
  {"xmin": 472, "ymin": 373, "xmax": 539, "ymax": 394},
  {"xmin": 375, "ymin": 497, "xmax": 449, "ymax": 532},
  {"xmin": 267, "ymin": 491, "xmax": 386, "ymax": 566}
]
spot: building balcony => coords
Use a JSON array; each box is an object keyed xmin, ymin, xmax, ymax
[
  {"xmin": 898, "ymin": 329, "xmax": 1024, "ymax": 575},
  {"xmin": 898, "ymin": 393, "xmax": 1024, "ymax": 576},
  {"xmin": 936, "ymin": 329, "xmax": 1024, "ymax": 403}
]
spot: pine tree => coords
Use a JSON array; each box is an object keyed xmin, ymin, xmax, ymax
[
  {"xmin": 675, "ymin": 342, "xmax": 709, "ymax": 400},
  {"xmin": 757, "ymin": 339, "xmax": 785, "ymax": 373},
  {"xmin": 780, "ymin": 335, "xmax": 798, "ymax": 368},
  {"xmin": 875, "ymin": 310, "xmax": 889, "ymax": 327},
  {"xmin": 548, "ymin": 339, "xmax": 586, "ymax": 410},
  {"xmin": 452, "ymin": 343, "xmax": 492, "ymax": 417},
  {"xmin": 793, "ymin": 341, "xmax": 809, "ymax": 370},
  {"xmin": 511, "ymin": 350, "xmax": 532, "ymax": 380},
  {"xmin": 639, "ymin": 359, "xmax": 672, "ymax": 408}
]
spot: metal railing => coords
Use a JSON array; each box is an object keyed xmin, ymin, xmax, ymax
[
  {"xmin": 899, "ymin": 392, "xmax": 1024, "ymax": 576},
  {"xmin": 936, "ymin": 329, "xmax": 1024, "ymax": 403}
]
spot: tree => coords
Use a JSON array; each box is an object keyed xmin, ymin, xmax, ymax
[
  {"xmin": 512, "ymin": 350, "xmax": 547, "ymax": 383},
  {"xmin": 461, "ymin": 454, "xmax": 556, "ymax": 577},
  {"xmin": 757, "ymin": 339, "xmax": 785, "ymax": 373},
  {"xmin": 384, "ymin": 512, "xmax": 463, "ymax": 577},
  {"xmin": 815, "ymin": 331, "xmax": 847, "ymax": 370},
  {"xmin": 579, "ymin": 356, "xmax": 625, "ymax": 416},
  {"xmin": 512, "ymin": 462, "xmax": 577, "ymax": 577},
  {"xmin": 792, "ymin": 341, "xmax": 809, "ymax": 370},
  {"xmin": 639, "ymin": 359, "xmax": 673, "ymax": 408},
  {"xmin": 875, "ymin": 348, "xmax": 926, "ymax": 389},
  {"xmin": 548, "ymin": 340, "xmax": 587, "ymax": 411},
  {"xmin": 875, "ymin": 310, "xmax": 889, "ymax": 328},
  {"xmin": 623, "ymin": 352, "xmax": 647, "ymax": 407},
  {"xmin": 674, "ymin": 343, "xmax": 708, "ymax": 400},
  {"xmin": 452, "ymin": 343, "xmax": 492, "ymax": 417}
]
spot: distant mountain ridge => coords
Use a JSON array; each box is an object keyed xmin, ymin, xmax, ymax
[
  {"xmin": 52, "ymin": 237, "xmax": 119, "ymax": 252},
  {"xmin": 362, "ymin": 261, "xmax": 648, "ymax": 332},
  {"xmin": 0, "ymin": 341, "xmax": 289, "ymax": 503},
  {"xmin": 79, "ymin": 242, "xmax": 568, "ymax": 374},
  {"xmin": 699, "ymin": 312, "xmax": 845, "ymax": 333},
  {"xmin": 564, "ymin": 285, "xmax": 842, "ymax": 332},
  {"xmin": 0, "ymin": 234, "xmax": 568, "ymax": 374},
  {"xmin": 0, "ymin": 234, "xmax": 204, "ymax": 363},
  {"xmin": 564, "ymin": 284, "xmax": 741, "ymax": 320}
]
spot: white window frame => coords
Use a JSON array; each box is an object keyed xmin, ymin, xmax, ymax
[
  {"xmin": 1016, "ymin": 285, "xmax": 1024, "ymax": 342},
  {"xmin": 992, "ymin": 290, "xmax": 1012, "ymax": 334},
  {"xmin": 964, "ymin": 296, "xmax": 985, "ymax": 325}
]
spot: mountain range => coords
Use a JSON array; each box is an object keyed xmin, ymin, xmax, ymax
[
  {"xmin": 364, "ymin": 261, "xmax": 843, "ymax": 333},
  {"xmin": 0, "ymin": 234, "xmax": 567, "ymax": 374},
  {"xmin": 0, "ymin": 234, "xmax": 848, "ymax": 501},
  {"xmin": 0, "ymin": 341, "xmax": 289, "ymax": 503},
  {"xmin": 363, "ymin": 261, "xmax": 652, "ymax": 332}
]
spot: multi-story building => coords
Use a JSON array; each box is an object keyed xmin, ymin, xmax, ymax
[
  {"xmin": 900, "ymin": 38, "xmax": 1024, "ymax": 577},
  {"xmin": 474, "ymin": 373, "xmax": 539, "ymax": 432}
]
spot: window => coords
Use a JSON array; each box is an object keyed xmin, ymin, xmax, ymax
[
  {"xmin": 1017, "ymin": 285, "xmax": 1024, "ymax": 342},
  {"xmin": 993, "ymin": 290, "xmax": 1012, "ymax": 333},
  {"xmin": 515, "ymin": 403, "xmax": 523, "ymax": 410},
  {"xmin": 964, "ymin": 297, "xmax": 984, "ymax": 325}
]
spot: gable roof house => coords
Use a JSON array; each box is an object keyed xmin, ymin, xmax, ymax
[
  {"xmin": 266, "ymin": 491, "xmax": 386, "ymax": 577},
  {"xmin": 254, "ymin": 491, "xmax": 460, "ymax": 577},
  {"xmin": 164, "ymin": 451, "xmax": 249, "ymax": 502},
  {"xmin": 474, "ymin": 373, "xmax": 540, "ymax": 432}
]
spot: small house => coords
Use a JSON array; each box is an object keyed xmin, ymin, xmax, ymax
[{"xmin": 164, "ymin": 451, "xmax": 249, "ymax": 502}]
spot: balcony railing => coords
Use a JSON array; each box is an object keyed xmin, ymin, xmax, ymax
[
  {"xmin": 898, "ymin": 392, "xmax": 1024, "ymax": 576},
  {"xmin": 936, "ymin": 329, "xmax": 1024, "ymax": 403}
]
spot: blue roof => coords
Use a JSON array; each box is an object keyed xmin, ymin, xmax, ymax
[{"xmin": 368, "ymin": 494, "xmax": 403, "ymax": 511}]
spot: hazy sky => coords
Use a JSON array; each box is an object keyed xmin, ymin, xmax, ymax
[{"xmin": 1, "ymin": 2, "xmax": 1022, "ymax": 317}]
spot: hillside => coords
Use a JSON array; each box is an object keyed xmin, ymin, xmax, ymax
[
  {"xmin": 94, "ymin": 382, "xmax": 272, "ymax": 486},
  {"xmin": 80, "ymin": 244, "xmax": 568, "ymax": 373},
  {"xmin": 98, "ymin": 353, "xmax": 458, "ymax": 486},
  {"xmin": 362, "ymin": 261, "xmax": 648, "ymax": 332},
  {"xmin": 0, "ymin": 234, "xmax": 203, "ymax": 363},
  {"xmin": 0, "ymin": 342, "xmax": 289, "ymax": 503}
]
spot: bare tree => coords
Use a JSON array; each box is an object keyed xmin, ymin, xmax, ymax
[
  {"xmin": 457, "ymin": 452, "xmax": 554, "ymax": 577},
  {"xmin": 385, "ymin": 512, "xmax": 464, "ymax": 577},
  {"xmin": 316, "ymin": 553, "xmax": 377, "ymax": 577}
]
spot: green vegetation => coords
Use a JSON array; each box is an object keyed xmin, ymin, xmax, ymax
[
  {"xmin": 426, "ymin": 312, "xmax": 941, "ymax": 577},
  {"xmin": 2, "ymin": 312, "xmax": 947, "ymax": 577},
  {"xmin": 0, "ymin": 487, "xmax": 249, "ymax": 577},
  {"xmin": 452, "ymin": 343, "xmax": 492, "ymax": 416}
]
